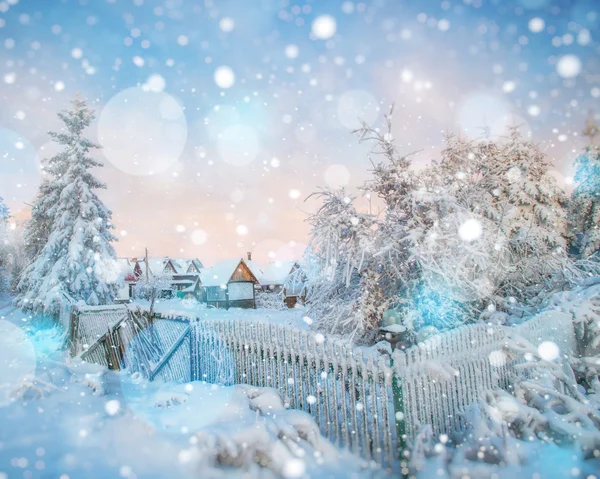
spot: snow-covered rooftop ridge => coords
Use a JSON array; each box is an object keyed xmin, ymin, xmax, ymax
[
  {"xmin": 167, "ymin": 257, "xmax": 203, "ymax": 274},
  {"xmin": 199, "ymin": 258, "xmax": 263, "ymax": 287},
  {"xmin": 116, "ymin": 258, "xmax": 135, "ymax": 277},
  {"xmin": 119, "ymin": 256, "xmax": 297, "ymax": 284},
  {"xmin": 244, "ymin": 259, "xmax": 264, "ymax": 281},
  {"xmin": 260, "ymin": 260, "xmax": 298, "ymax": 285},
  {"xmin": 117, "ymin": 257, "xmax": 203, "ymax": 277}
]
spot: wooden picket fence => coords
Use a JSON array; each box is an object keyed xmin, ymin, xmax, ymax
[
  {"xmin": 187, "ymin": 320, "xmax": 397, "ymax": 466},
  {"xmin": 67, "ymin": 301, "xmax": 578, "ymax": 471}
]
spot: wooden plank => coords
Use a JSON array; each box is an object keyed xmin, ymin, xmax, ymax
[
  {"xmin": 69, "ymin": 310, "xmax": 79, "ymax": 357},
  {"xmin": 149, "ymin": 325, "xmax": 191, "ymax": 381}
]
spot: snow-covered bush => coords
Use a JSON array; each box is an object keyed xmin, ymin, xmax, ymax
[
  {"xmin": 413, "ymin": 131, "xmax": 569, "ymax": 307},
  {"xmin": 407, "ymin": 284, "xmax": 600, "ymax": 477},
  {"xmin": 190, "ymin": 384, "xmax": 368, "ymax": 477},
  {"xmin": 133, "ymin": 271, "xmax": 172, "ymax": 316},
  {"xmin": 255, "ymin": 290, "xmax": 287, "ymax": 310},
  {"xmin": 304, "ymin": 189, "xmax": 389, "ymax": 341}
]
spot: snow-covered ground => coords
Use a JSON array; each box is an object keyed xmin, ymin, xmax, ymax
[
  {"xmin": 131, "ymin": 298, "xmax": 310, "ymax": 330},
  {"xmin": 0, "ymin": 302, "xmax": 370, "ymax": 479}
]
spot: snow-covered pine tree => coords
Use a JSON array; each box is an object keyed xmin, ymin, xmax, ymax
[
  {"xmin": 25, "ymin": 178, "xmax": 59, "ymax": 259},
  {"xmin": 0, "ymin": 197, "xmax": 9, "ymax": 221},
  {"xmin": 0, "ymin": 197, "xmax": 11, "ymax": 294},
  {"xmin": 15, "ymin": 97, "xmax": 121, "ymax": 314},
  {"xmin": 570, "ymin": 116, "xmax": 600, "ymax": 258}
]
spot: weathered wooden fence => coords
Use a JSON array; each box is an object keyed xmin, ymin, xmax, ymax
[
  {"xmin": 68, "ymin": 302, "xmax": 578, "ymax": 471},
  {"xmin": 188, "ymin": 320, "xmax": 397, "ymax": 466},
  {"xmin": 392, "ymin": 310, "xmax": 576, "ymax": 439}
]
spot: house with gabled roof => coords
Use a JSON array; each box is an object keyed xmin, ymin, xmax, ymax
[
  {"xmin": 163, "ymin": 258, "xmax": 204, "ymax": 275},
  {"xmin": 200, "ymin": 255, "xmax": 262, "ymax": 309},
  {"xmin": 259, "ymin": 260, "xmax": 307, "ymax": 308},
  {"xmin": 120, "ymin": 256, "xmax": 204, "ymax": 300}
]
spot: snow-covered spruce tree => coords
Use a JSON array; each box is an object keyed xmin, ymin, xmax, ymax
[
  {"xmin": 0, "ymin": 197, "xmax": 9, "ymax": 221},
  {"xmin": 17, "ymin": 156, "xmax": 73, "ymax": 301},
  {"xmin": 25, "ymin": 179, "xmax": 58, "ymax": 259},
  {"xmin": 0, "ymin": 198, "xmax": 11, "ymax": 294},
  {"xmin": 570, "ymin": 143, "xmax": 600, "ymax": 258},
  {"xmin": 15, "ymin": 98, "xmax": 121, "ymax": 314}
]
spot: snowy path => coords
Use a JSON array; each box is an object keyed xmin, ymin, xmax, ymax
[
  {"xmin": 0, "ymin": 303, "xmax": 368, "ymax": 479},
  {"xmin": 0, "ymin": 303, "xmax": 200, "ymax": 479}
]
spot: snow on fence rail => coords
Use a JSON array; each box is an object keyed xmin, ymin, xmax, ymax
[{"xmin": 68, "ymin": 304, "xmax": 578, "ymax": 471}]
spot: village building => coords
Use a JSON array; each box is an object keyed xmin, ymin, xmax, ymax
[
  {"xmin": 116, "ymin": 256, "xmax": 204, "ymax": 301},
  {"xmin": 259, "ymin": 260, "xmax": 307, "ymax": 308},
  {"xmin": 116, "ymin": 254, "xmax": 304, "ymax": 308},
  {"xmin": 200, "ymin": 255, "xmax": 262, "ymax": 309}
]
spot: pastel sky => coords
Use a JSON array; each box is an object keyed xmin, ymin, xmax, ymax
[{"xmin": 0, "ymin": 0, "xmax": 598, "ymax": 266}]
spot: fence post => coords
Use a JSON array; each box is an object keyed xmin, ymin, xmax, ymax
[
  {"xmin": 390, "ymin": 356, "xmax": 406, "ymax": 454},
  {"xmin": 69, "ymin": 310, "xmax": 79, "ymax": 357},
  {"xmin": 386, "ymin": 332, "xmax": 408, "ymax": 477}
]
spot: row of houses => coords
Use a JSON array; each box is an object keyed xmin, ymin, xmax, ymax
[{"xmin": 117, "ymin": 253, "xmax": 307, "ymax": 309}]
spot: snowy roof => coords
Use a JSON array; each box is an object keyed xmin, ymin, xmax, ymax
[
  {"xmin": 174, "ymin": 258, "xmax": 203, "ymax": 273},
  {"xmin": 131, "ymin": 257, "xmax": 204, "ymax": 276},
  {"xmin": 244, "ymin": 260, "xmax": 264, "ymax": 282},
  {"xmin": 200, "ymin": 258, "xmax": 262, "ymax": 287},
  {"xmin": 77, "ymin": 305, "xmax": 129, "ymax": 348},
  {"xmin": 260, "ymin": 261, "xmax": 298, "ymax": 285},
  {"xmin": 116, "ymin": 258, "xmax": 136, "ymax": 280},
  {"xmin": 130, "ymin": 257, "xmax": 170, "ymax": 276}
]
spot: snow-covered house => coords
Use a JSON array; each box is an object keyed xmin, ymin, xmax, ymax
[
  {"xmin": 164, "ymin": 258, "xmax": 204, "ymax": 299},
  {"xmin": 200, "ymin": 256, "xmax": 262, "ymax": 309},
  {"xmin": 115, "ymin": 258, "xmax": 138, "ymax": 301},
  {"xmin": 122, "ymin": 256, "xmax": 204, "ymax": 300},
  {"xmin": 163, "ymin": 258, "xmax": 204, "ymax": 275},
  {"xmin": 260, "ymin": 260, "xmax": 307, "ymax": 308}
]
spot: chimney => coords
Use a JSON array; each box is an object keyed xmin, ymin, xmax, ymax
[{"xmin": 247, "ymin": 251, "xmax": 252, "ymax": 261}]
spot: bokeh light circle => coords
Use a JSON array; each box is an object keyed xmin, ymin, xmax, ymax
[
  {"xmin": 98, "ymin": 87, "xmax": 188, "ymax": 176},
  {"xmin": 214, "ymin": 66, "xmax": 235, "ymax": 89},
  {"xmin": 191, "ymin": 229, "xmax": 208, "ymax": 245},
  {"xmin": 556, "ymin": 55, "xmax": 582, "ymax": 79},
  {"xmin": 312, "ymin": 15, "xmax": 337, "ymax": 39},
  {"xmin": 217, "ymin": 124, "xmax": 259, "ymax": 166}
]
